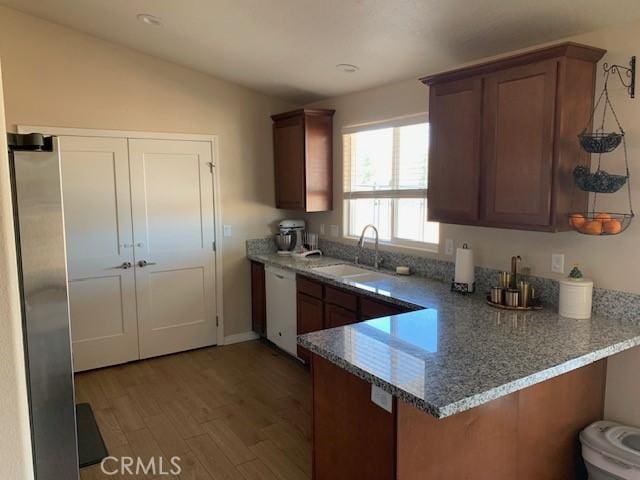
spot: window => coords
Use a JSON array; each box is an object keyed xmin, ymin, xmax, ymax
[{"xmin": 343, "ymin": 119, "xmax": 439, "ymax": 248}]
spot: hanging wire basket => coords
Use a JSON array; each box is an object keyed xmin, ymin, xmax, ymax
[
  {"xmin": 568, "ymin": 212, "xmax": 634, "ymax": 236},
  {"xmin": 573, "ymin": 166, "xmax": 627, "ymax": 194},
  {"xmin": 578, "ymin": 132, "xmax": 623, "ymax": 154},
  {"xmin": 570, "ymin": 60, "xmax": 635, "ymax": 235}
]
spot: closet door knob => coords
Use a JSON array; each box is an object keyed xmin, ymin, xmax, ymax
[
  {"xmin": 137, "ymin": 260, "xmax": 157, "ymax": 267},
  {"xmin": 115, "ymin": 262, "xmax": 132, "ymax": 269}
]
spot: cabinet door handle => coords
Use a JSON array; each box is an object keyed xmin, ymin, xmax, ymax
[{"xmin": 114, "ymin": 262, "xmax": 132, "ymax": 270}]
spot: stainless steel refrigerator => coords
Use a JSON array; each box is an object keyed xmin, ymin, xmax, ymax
[{"xmin": 8, "ymin": 133, "xmax": 79, "ymax": 479}]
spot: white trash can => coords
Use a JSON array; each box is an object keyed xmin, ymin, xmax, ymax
[{"xmin": 581, "ymin": 421, "xmax": 640, "ymax": 480}]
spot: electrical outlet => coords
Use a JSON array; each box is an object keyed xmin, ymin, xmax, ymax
[
  {"xmin": 551, "ymin": 253, "xmax": 565, "ymax": 274},
  {"xmin": 444, "ymin": 238, "xmax": 454, "ymax": 256},
  {"xmin": 320, "ymin": 224, "xmax": 325, "ymax": 235},
  {"xmin": 330, "ymin": 225, "xmax": 339, "ymax": 237},
  {"xmin": 223, "ymin": 225, "xmax": 232, "ymax": 237},
  {"xmin": 371, "ymin": 385, "xmax": 393, "ymax": 413}
]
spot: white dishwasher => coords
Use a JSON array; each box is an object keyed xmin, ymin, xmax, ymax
[{"xmin": 265, "ymin": 266, "xmax": 298, "ymax": 357}]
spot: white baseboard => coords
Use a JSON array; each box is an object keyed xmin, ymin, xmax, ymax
[{"xmin": 223, "ymin": 331, "xmax": 260, "ymax": 345}]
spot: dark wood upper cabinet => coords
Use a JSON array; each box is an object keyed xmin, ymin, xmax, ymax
[
  {"xmin": 272, "ymin": 108, "xmax": 335, "ymax": 212},
  {"xmin": 250, "ymin": 261, "xmax": 266, "ymax": 336},
  {"xmin": 422, "ymin": 42, "xmax": 606, "ymax": 232},
  {"xmin": 482, "ymin": 60, "xmax": 557, "ymax": 228},
  {"xmin": 428, "ymin": 77, "xmax": 483, "ymax": 223}
]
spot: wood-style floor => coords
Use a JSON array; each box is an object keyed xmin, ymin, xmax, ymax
[{"xmin": 77, "ymin": 340, "xmax": 312, "ymax": 479}]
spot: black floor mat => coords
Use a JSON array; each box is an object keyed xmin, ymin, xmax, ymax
[{"xmin": 76, "ymin": 403, "xmax": 108, "ymax": 468}]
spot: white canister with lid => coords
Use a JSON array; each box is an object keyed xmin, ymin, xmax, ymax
[{"xmin": 559, "ymin": 277, "xmax": 594, "ymax": 319}]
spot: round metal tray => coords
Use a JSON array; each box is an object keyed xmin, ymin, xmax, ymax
[{"xmin": 486, "ymin": 296, "xmax": 543, "ymax": 311}]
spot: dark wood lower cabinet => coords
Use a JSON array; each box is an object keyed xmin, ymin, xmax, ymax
[
  {"xmin": 360, "ymin": 296, "xmax": 410, "ymax": 320},
  {"xmin": 293, "ymin": 273, "xmax": 415, "ymax": 364},
  {"xmin": 250, "ymin": 261, "xmax": 266, "ymax": 336},
  {"xmin": 296, "ymin": 292, "xmax": 323, "ymax": 364},
  {"xmin": 313, "ymin": 355, "xmax": 396, "ymax": 480},
  {"xmin": 297, "ymin": 276, "xmax": 323, "ymax": 299},
  {"xmin": 324, "ymin": 285, "xmax": 358, "ymax": 312},
  {"xmin": 324, "ymin": 303, "xmax": 358, "ymax": 329}
]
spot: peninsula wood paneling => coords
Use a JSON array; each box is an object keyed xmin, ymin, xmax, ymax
[
  {"xmin": 396, "ymin": 360, "xmax": 606, "ymax": 479},
  {"xmin": 312, "ymin": 355, "xmax": 395, "ymax": 480}
]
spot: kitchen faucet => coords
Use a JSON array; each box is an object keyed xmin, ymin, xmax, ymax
[{"xmin": 355, "ymin": 224, "xmax": 383, "ymax": 270}]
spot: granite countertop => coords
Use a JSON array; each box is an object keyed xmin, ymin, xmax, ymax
[
  {"xmin": 248, "ymin": 253, "xmax": 452, "ymax": 310},
  {"xmin": 249, "ymin": 253, "xmax": 640, "ymax": 419}
]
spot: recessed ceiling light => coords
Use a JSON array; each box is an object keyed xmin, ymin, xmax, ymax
[
  {"xmin": 137, "ymin": 13, "xmax": 162, "ymax": 26},
  {"xmin": 336, "ymin": 63, "xmax": 359, "ymax": 73}
]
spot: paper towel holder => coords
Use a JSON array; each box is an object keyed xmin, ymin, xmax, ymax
[
  {"xmin": 451, "ymin": 243, "xmax": 476, "ymax": 294},
  {"xmin": 451, "ymin": 281, "xmax": 476, "ymax": 294}
]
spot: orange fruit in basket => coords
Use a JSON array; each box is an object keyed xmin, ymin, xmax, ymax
[
  {"xmin": 580, "ymin": 220, "xmax": 604, "ymax": 235},
  {"xmin": 603, "ymin": 219, "xmax": 623, "ymax": 234},
  {"xmin": 569, "ymin": 214, "xmax": 587, "ymax": 229},
  {"xmin": 595, "ymin": 212, "xmax": 612, "ymax": 222}
]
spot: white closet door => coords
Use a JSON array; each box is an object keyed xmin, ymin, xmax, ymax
[
  {"xmin": 128, "ymin": 139, "xmax": 217, "ymax": 359},
  {"xmin": 59, "ymin": 136, "xmax": 140, "ymax": 372}
]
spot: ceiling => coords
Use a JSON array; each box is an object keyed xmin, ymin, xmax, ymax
[{"xmin": 3, "ymin": 0, "xmax": 640, "ymax": 104}]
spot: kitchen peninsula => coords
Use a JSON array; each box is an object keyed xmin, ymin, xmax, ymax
[{"xmin": 248, "ymin": 250, "xmax": 640, "ymax": 479}]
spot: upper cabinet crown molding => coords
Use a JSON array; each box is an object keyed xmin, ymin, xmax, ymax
[
  {"xmin": 271, "ymin": 108, "xmax": 337, "ymax": 121},
  {"xmin": 423, "ymin": 42, "xmax": 606, "ymax": 232},
  {"xmin": 420, "ymin": 42, "xmax": 607, "ymax": 86},
  {"xmin": 271, "ymin": 108, "xmax": 335, "ymax": 212}
]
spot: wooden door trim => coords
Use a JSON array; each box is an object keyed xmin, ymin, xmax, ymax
[{"xmin": 18, "ymin": 124, "xmax": 226, "ymax": 345}]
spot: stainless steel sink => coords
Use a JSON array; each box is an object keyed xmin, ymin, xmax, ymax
[
  {"xmin": 312, "ymin": 264, "xmax": 372, "ymax": 277},
  {"xmin": 343, "ymin": 272, "xmax": 389, "ymax": 283},
  {"xmin": 312, "ymin": 264, "xmax": 391, "ymax": 282}
]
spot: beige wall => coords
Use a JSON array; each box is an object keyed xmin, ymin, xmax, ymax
[
  {"xmin": 304, "ymin": 20, "xmax": 640, "ymax": 426},
  {"xmin": 0, "ymin": 61, "xmax": 34, "ymax": 479},
  {"xmin": 0, "ymin": 6, "xmax": 294, "ymax": 337}
]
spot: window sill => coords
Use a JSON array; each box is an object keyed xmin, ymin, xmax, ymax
[{"xmin": 342, "ymin": 235, "xmax": 439, "ymax": 255}]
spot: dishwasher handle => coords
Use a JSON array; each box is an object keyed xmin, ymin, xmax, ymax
[{"xmin": 265, "ymin": 265, "xmax": 296, "ymax": 281}]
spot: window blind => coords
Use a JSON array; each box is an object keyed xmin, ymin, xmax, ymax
[{"xmin": 343, "ymin": 116, "xmax": 429, "ymax": 200}]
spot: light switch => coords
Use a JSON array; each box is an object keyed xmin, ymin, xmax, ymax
[
  {"xmin": 320, "ymin": 224, "xmax": 325, "ymax": 235},
  {"xmin": 551, "ymin": 253, "xmax": 565, "ymax": 274},
  {"xmin": 330, "ymin": 225, "xmax": 339, "ymax": 237},
  {"xmin": 223, "ymin": 225, "xmax": 232, "ymax": 237},
  {"xmin": 445, "ymin": 238, "xmax": 454, "ymax": 256}
]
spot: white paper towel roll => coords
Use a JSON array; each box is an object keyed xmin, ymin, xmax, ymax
[{"xmin": 454, "ymin": 246, "xmax": 475, "ymax": 285}]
